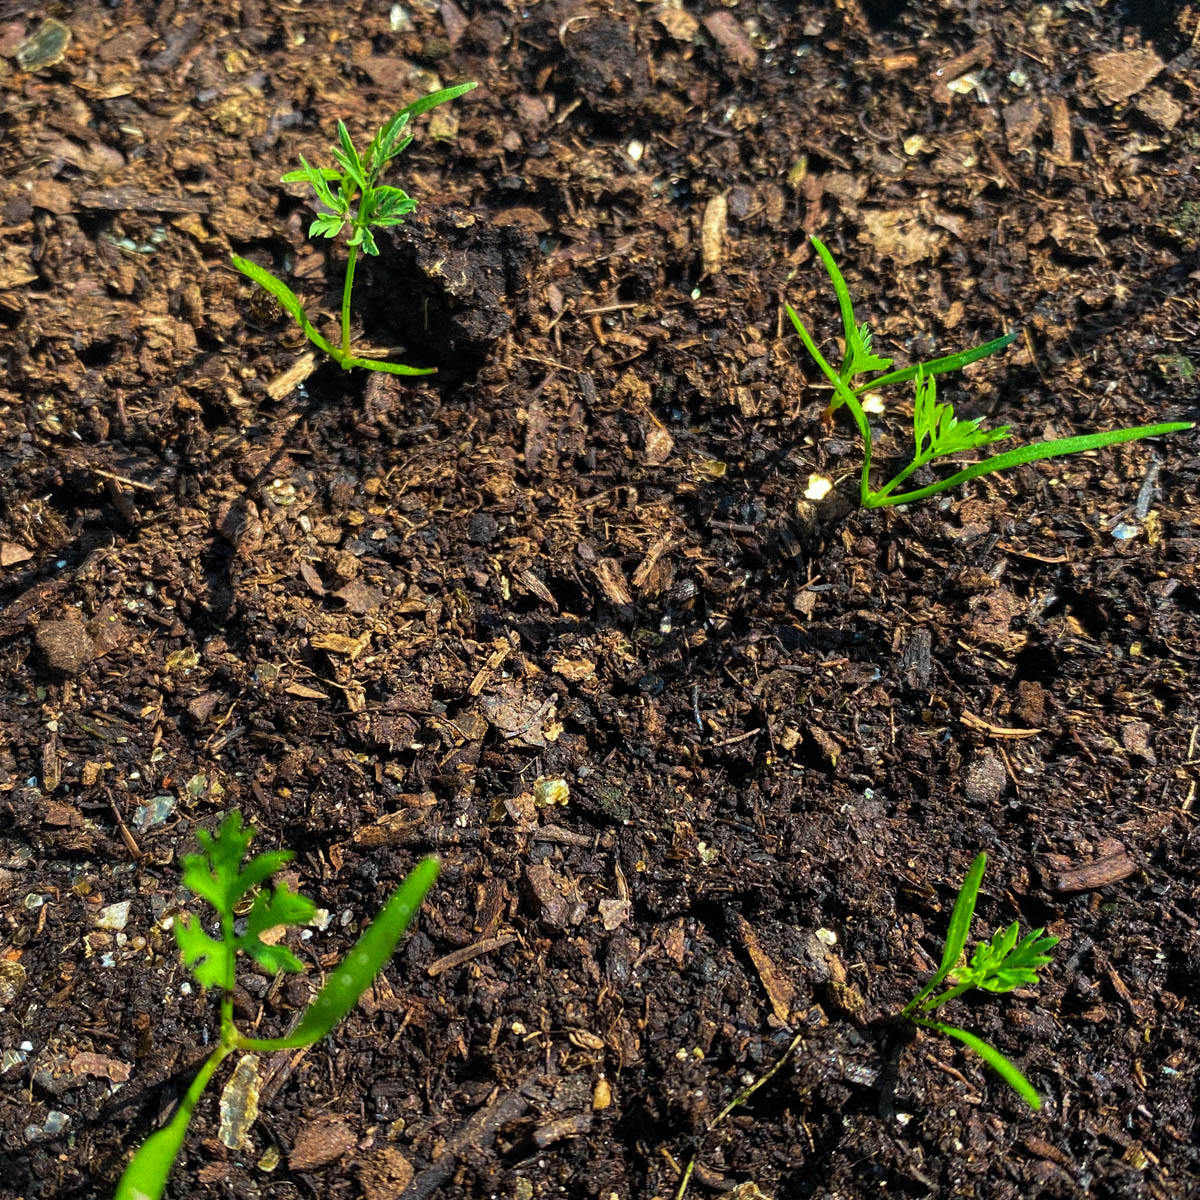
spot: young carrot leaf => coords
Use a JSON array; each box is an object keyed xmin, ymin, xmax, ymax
[
  {"xmin": 232, "ymin": 82, "xmax": 476, "ymax": 374},
  {"xmin": 788, "ymin": 236, "xmax": 1193, "ymax": 508},
  {"xmin": 117, "ymin": 814, "xmax": 439, "ymax": 1200},
  {"xmin": 902, "ymin": 851, "xmax": 1058, "ymax": 1111}
]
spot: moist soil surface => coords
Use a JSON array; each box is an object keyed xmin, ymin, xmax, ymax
[{"xmin": 1, "ymin": 2, "xmax": 1198, "ymax": 1198}]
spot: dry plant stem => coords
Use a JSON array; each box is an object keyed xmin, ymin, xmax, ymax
[{"xmin": 674, "ymin": 1030, "xmax": 806, "ymax": 1200}]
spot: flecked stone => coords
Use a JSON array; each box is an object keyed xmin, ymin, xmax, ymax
[{"xmin": 35, "ymin": 620, "xmax": 95, "ymax": 675}]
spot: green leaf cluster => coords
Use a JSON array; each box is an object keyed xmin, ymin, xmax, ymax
[
  {"xmin": 231, "ymin": 81, "xmax": 476, "ymax": 375},
  {"xmin": 902, "ymin": 852, "xmax": 1058, "ymax": 1110},
  {"xmin": 280, "ymin": 112, "xmax": 421, "ymax": 255},
  {"xmin": 115, "ymin": 811, "xmax": 438, "ymax": 1200},
  {"xmin": 174, "ymin": 811, "xmax": 314, "ymax": 987},
  {"xmin": 788, "ymin": 236, "xmax": 1193, "ymax": 508}
]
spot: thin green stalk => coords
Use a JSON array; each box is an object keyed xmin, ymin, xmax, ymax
[
  {"xmin": 866, "ymin": 422, "xmax": 1194, "ymax": 508},
  {"xmin": 219, "ymin": 907, "xmax": 236, "ymax": 1033},
  {"xmin": 341, "ymin": 243, "xmax": 358, "ymax": 360},
  {"xmin": 114, "ymin": 1041, "xmax": 234, "ymax": 1200},
  {"xmin": 786, "ymin": 303, "xmax": 874, "ymax": 506},
  {"xmin": 915, "ymin": 979, "xmax": 976, "ymax": 1013}
]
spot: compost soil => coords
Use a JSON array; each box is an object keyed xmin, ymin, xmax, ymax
[{"xmin": 1, "ymin": 2, "xmax": 1198, "ymax": 1198}]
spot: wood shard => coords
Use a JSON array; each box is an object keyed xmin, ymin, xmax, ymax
[
  {"xmin": 960, "ymin": 710, "xmax": 1044, "ymax": 739},
  {"xmin": 266, "ymin": 352, "xmax": 317, "ymax": 400},
  {"xmin": 701, "ymin": 192, "xmax": 728, "ymax": 276},
  {"xmin": 593, "ymin": 558, "xmax": 633, "ymax": 606},
  {"xmin": 701, "ymin": 11, "xmax": 759, "ymax": 72},
  {"xmin": 732, "ymin": 911, "xmax": 795, "ymax": 1023},
  {"xmin": 1090, "ymin": 48, "xmax": 1164, "ymax": 105},
  {"xmin": 533, "ymin": 1112, "xmax": 593, "ymax": 1148},
  {"xmin": 427, "ymin": 934, "xmax": 516, "ymax": 977},
  {"xmin": 76, "ymin": 188, "xmax": 209, "ymax": 213},
  {"xmin": 1044, "ymin": 847, "xmax": 1135, "ymax": 894},
  {"xmin": 632, "ymin": 532, "xmax": 673, "ymax": 591}
]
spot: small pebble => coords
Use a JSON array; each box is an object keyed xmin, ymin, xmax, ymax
[
  {"xmin": 468, "ymin": 512, "xmax": 499, "ymax": 545},
  {"xmin": 964, "ymin": 753, "xmax": 1007, "ymax": 804},
  {"xmin": 35, "ymin": 620, "xmax": 95, "ymax": 676},
  {"xmin": 95, "ymin": 901, "xmax": 131, "ymax": 931}
]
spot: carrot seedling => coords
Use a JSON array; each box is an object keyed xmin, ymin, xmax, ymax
[
  {"xmin": 787, "ymin": 236, "xmax": 1193, "ymax": 508},
  {"xmin": 231, "ymin": 81, "xmax": 476, "ymax": 375},
  {"xmin": 903, "ymin": 851, "xmax": 1058, "ymax": 1110},
  {"xmin": 115, "ymin": 811, "xmax": 438, "ymax": 1200}
]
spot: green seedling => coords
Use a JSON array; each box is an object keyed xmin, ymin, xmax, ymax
[
  {"xmin": 115, "ymin": 812, "xmax": 438, "ymax": 1200},
  {"xmin": 231, "ymin": 81, "xmax": 476, "ymax": 375},
  {"xmin": 787, "ymin": 236, "xmax": 1193, "ymax": 507},
  {"xmin": 902, "ymin": 851, "xmax": 1058, "ymax": 1110}
]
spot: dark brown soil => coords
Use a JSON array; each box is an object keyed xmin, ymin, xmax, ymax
[{"xmin": 2, "ymin": 2, "xmax": 1198, "ymax": 1198}]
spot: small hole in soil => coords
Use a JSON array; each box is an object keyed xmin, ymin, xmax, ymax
[
  {"xmin": 858, "ymin": 0, "xmax": 910, "ymax": 26},
  {"xmin": 76, "ymin": 338, "xmax": 121, "ymax": 367}
]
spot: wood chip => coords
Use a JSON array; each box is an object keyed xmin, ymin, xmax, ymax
[
  {"xmin": 592, "ymin": 558, "xmax": 632, "ymax": 606},
  {"xmin": 427, "ymin": 933, "xmax": 516, "ymax": 977},
  {"xmin": 1090, "ymin": 48, "xmax": 1164, "ymax": 105},
  {"xmin": 515, "ymin": 567, "xmax": 558, "ymax": 609},
  {"xmin": 642, "ymin": 413, "xmax": 674, "ymax": 465},
  {"xmin": 700, "ymin": 192, "xmax": 728, "ymax": 276},
  {"xmin": 266, "ymin": 352, "xmax": 316, "ymax": 401},
  {"xmin": 284, "ymin": 682, "xmax": 329, "ymax": 700},
  {"xmin": 333, "ymin": 578, "xmax": 382, "ymax": 614},
  {"xmin": 631, "ymin": 532, "xmax": 673, "ymax": 591},
  {"xmin": 960, "ymin": 710, "xmax": 1044, "ymax": 739},
  {"xmin": 1047, "ymin": 95, "xmax": 1073, "ymax": 163},
  {"xmin": 76, "ymin": 187, "xmax": 209, "ymax": 213},
  {"xmin": 533, "ymin": 1112, "xmax": 593, "ymax": 1148},
  {"xmin": 701, "ymin": 11, "xmax": 758, "ymax": 73},
  {"xmin": 655, "ymin": 6, "xmax": 699, "ymax": 41},
  {"xmin": 299, "ymin": 560, "xmax": 324, "ymax": 596},
  {"xmin": 289, "ymin": 1115, "xmax": 356, "ymax": 1171},
  {"xmin": 1042, "ymin": 844, "xmax": 1136, "ymax": 894},
  {"xmin": 469, "ymin": 639, "xmax": 512, "ymax": 696},
  {"xmin": 732, "ymin": 910, "xmax": 795, "ymax": 1023},
  {"xmin": 68, "ymin": 1051, "xmax": 132, "ymax": 1082},
  {"xmin": 310, "ymin": 631, "xmax": 371, "ymax": 659}
]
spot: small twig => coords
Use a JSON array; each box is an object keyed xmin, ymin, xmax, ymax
[
  {"xmin": 675, "ymin": 1031, "xmax": 805, "ymax": 1200},
  {"xmin": 402, "ymin": 1074, "xmax": 542, "ymax": 1200}
]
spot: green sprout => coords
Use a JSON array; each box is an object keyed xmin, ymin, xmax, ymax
[
  {"xmin": 787, "ymin": 236, "xmax": 1193, "ymax": 508},
  {"xmin": 231, "ymin": 81, "xmax": 476, "ymax": 375},
  {"xmin": 115, "ymin": 812, "xmax": 438, "ymax": 1200},
  {"xmin": 902, "ymin": 851, "xmax": 1058, "ymax": 1110}
]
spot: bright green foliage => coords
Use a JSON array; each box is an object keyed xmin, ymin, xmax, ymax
[
  {"xmin": 115, "ymin": 812, "xmax": 438, "ymax": 1200},
  {"xmin": 787, "ymin": 236, "xmax": 1193, "ymax": 507},
  {"xmin": 231, "ymin": 81, "xmax": 476, "ymax": 375},
  {"xmin": 960, "ymin": 920, "xmax": 1060, "ymax": 994},
  {"xmin": 902, "ymin": 852, "xmax": 1059, "ymax": 1110},
  {"xmin": 174, "ymin": 811, "xmax": 314, "ymax": 986}
]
